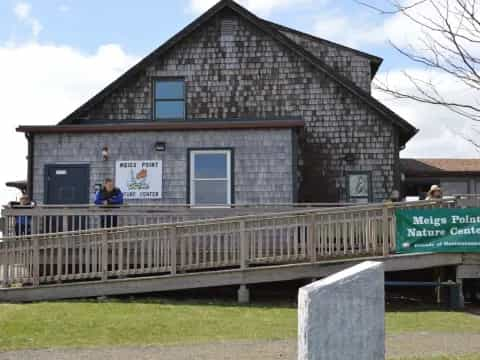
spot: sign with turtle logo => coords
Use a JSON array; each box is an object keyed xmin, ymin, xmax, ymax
[
  {"xmin": 396, "ymin": 208, "xmax": 480, "ymax": 254},
  {"xmin": 115, "ymin": 160, "xmax": 163, "ymax": 199}
]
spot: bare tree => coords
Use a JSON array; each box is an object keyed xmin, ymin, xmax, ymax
[{"xmin": 359, "ymin": 0, "xmax": 480, "ymax": 122}]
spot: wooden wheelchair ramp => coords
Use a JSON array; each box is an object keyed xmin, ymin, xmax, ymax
[{"xmin": 0, "ymin": 200, "xmax": 458, "ymax": 302}]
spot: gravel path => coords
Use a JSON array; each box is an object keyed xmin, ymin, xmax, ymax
[{"xmin": 0, "ymin": 333, "xmax": 479, "ymax": 360}]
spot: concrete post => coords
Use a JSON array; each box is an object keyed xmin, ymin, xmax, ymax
[
  {"xmin": 238, "ymin": 284, "xmax": 250, "ymax": 304},
  {"xmin": 298, "ymin": 261, "xmax": 385, "ymax": 360}
]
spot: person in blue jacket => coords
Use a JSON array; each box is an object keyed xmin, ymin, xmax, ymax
[
  {"xmin": 95, "ymin": 178, "xmax": 124, "ymax": 228},
  {"xmin": 14, "ymin": 195, "xmax": 34, "ymax": 236}
]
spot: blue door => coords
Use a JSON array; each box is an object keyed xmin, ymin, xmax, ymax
[{"xmin": 45, "ymin": 164, "xmax": 90, "ymax": 204}]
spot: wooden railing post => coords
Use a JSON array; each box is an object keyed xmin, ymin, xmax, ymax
[
  {"xmin": 239, "ymin": 220, "xmax": 248, "ymax": 269},
  {"xmin": 180, "ymin": 227, "xmax": 185, "ymax": 271},
  {"xmin": 1, "ymin": 243, "xmax": 9, "ymax": 287},
  {"xmin": 63, "ymin": 215, "xmax": 68, "ymax": 233},
  {"xmin": 32, "ymin": 237, "xmax": 40, "ymax": 286},
  {"xmin": 391, "ymin": 206, "xmax": 397, "ymax": 253},
  {"xmin": 382, "ymin": 205, "xmax": 389, "ymax": 257},
  {"xmin": 308, "ymin": 214, "xmax": 317, "ymax": 262},
  {"xmin": 170, "ymin": 226, "xmax": 177, "ymax": 275},
  {"xmin": 102, "ymin": 231, "xmax": 108, "ymax": 281}
]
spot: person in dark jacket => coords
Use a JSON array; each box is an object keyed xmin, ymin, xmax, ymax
[
  {"xmin": 13, "ymin": 195, "xmax": 34, "ymax": 236},
  {"xmin": 95, "ymin": 178, "xmax": 124, "ymax": 228}
]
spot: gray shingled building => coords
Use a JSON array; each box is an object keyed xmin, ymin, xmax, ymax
[{"xmin": 16, "ymin": 0, "xmax": 417, "ymax": 206}]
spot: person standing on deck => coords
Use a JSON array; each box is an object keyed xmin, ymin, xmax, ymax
[
  {"xmin": 426, "ymin": 185, "xmax": 443, "ymax": 200},
  {"xmin": 94, "ymin": 178, "xmax": 124, "ymax": 228},
  {"xmin": 12, "ymin": 195, "xmax": 34, "ymax": 236}
]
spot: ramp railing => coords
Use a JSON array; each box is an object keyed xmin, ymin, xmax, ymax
[
  {"xmin": 0, "ymin": 199, "xmax": 455, "ymax": 288},
  {"xmin": 1, "ymin": 203, "xmax": 350, "ymax": 237}
]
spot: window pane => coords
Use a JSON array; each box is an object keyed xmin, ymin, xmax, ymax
[
  {"xmin": 155, "ymin": 80, "xmax": 184, "ymax": 100},
  {"xmin": 194, "ymin": 153, "xmax": 228, "ymax": 179},
  {"xmin": 442, "ymin": 181, "xmax": 468, "ymax": 195},
  {"xmin": 194, "ymin": 180, "xmax": 228, "ymax": 204},
  {"xmin": 155, "ymin": 100, "xmax": 185, "ymax": 119}
]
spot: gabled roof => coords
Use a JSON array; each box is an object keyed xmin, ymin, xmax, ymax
[
  {"xmin": 264, "ymin": 20, "xmax": 383, "ymax": 77},
  {"xmin": 58, "ymin": 0, "xmax": 417, "ymax": 144},
  {"xmin": 401, "ymin": 158, "xmax": 480, "ymax": 176}
]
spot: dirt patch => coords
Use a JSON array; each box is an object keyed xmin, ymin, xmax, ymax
[
  {"xmin": 388, "ymin": 333, "xmax": 480, "ymax": 358},
  {"xmin": 1, "ymin": 333, "xmax": 480, "ymax": 360}
]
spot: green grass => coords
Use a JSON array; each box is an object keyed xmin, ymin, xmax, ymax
[
  {"xmin": 0, "ymin": 300, "xmax": 296, "ymax": 351},
  {"xmin": 0, "ymin": 300, "xmax": 479, "ymax": 351},
  {"xmin": 386, "ymin": 310, "xmax": 480, "ymax": 333}
]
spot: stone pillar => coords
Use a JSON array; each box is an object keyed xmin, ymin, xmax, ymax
[
  {"xmin": 298, "ymin": 261, "xmax": 385, "ymax": 360},
  {"xmin": 238, "ymin": 284, "xmax": 250, "ymax": 304}
]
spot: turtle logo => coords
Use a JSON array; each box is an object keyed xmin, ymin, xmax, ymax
[{"xmin": 127, "ymin": 168, "xmax": 150, "ymax": 190}]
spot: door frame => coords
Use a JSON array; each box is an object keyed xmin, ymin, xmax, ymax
[{"xmin": 44, "ymin": 163, "xmax": 91, "ymax": 204}]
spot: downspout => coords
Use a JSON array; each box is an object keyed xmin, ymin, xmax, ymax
[{"xmin": 25, "ymin": 132, "xmax": 34, "ymax": 200}]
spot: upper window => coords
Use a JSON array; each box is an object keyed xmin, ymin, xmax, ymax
[{"xmin": 154, "ymin": 79, "xmax": 185, "ymax": 120}]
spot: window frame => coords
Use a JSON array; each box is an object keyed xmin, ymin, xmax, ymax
[
  {"xmin": 152, "ymin": 77, "xmax": 186, "ymax": 121},
  {"xmin": 188, "ymin": 149, "xmax": 234, "ymax": 207}
]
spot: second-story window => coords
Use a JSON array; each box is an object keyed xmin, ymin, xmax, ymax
[{"xmin": 154, "ymin": 79, "xmax": 185, "ymax": 120}]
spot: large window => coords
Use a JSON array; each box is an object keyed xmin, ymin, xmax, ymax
[
  {"xmin": 154, "ymin": 79, "xmax": 185, "ymax": 120},
  {"xmin": 189, "ymin": 150, "xmax": 232, "ymax": 206}
]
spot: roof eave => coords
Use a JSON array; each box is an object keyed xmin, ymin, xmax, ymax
[{"xmin": 17, "ymin": 119, "xmax": 305, "ymax": 134}]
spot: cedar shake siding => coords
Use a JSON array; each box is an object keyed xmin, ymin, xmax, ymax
[
  {"xmin": 270, "ymin": 22, "xmax": 378, "ymax": 93},
  {"xmin": 32, "ymin": 129, "xmax": 296, "ymax": 204},
  {"xmin": 18, "ymin": 0, "xmax": 416, "ymax": 204}
]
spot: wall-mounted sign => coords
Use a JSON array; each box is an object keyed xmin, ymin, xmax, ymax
[
  {"xmin": 347, "ymin": 172, "xmax": 371, "ymax": 203},
  {"xmin": 396, "ymin": 208, "xmax": 480, "ymax": 254},
  {"xmin": 115, "ymin": 160, "xmax": 163, "ymax": 200}
]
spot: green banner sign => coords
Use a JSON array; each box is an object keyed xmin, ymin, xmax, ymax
[{"xmin": 396, "ymin": 208, "xmax": 480, "ymax": 254}]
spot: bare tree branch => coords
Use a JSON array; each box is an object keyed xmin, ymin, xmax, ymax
[{"xmin": 360, "ymin": 0, "xmax": 480, "ymax": 125}]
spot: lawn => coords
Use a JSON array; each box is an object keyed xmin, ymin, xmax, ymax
[
  {"xmin": 0, "ymin": 300, "xmax": 297, "ymax": 351},
  {"xmin": 0, "ymin": 300, "xmax": 479, "ymax": 352}
]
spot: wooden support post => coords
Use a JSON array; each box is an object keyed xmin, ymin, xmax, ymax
[
  {"xmin": 455, "ymin": 272, "xmax": 465, "ymax": 309},
  {"xmin": 170, "ymin": 226, "xmax": 177, "ymax": 275},
  {"xmin": 32, "ymin": 237, "xmax": 40, "ymax": 287},
  {"xmin": 239, "ymin": 220, "xmax": 248, "ymax": 270},
  {"xmin": 102, "ymin": 232, "xmax": 108, "ymax": 281}
]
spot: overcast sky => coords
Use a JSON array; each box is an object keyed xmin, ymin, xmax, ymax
[{"xmin": 0, "ymin": 0, "xmax": 478, "ymax": 204}]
